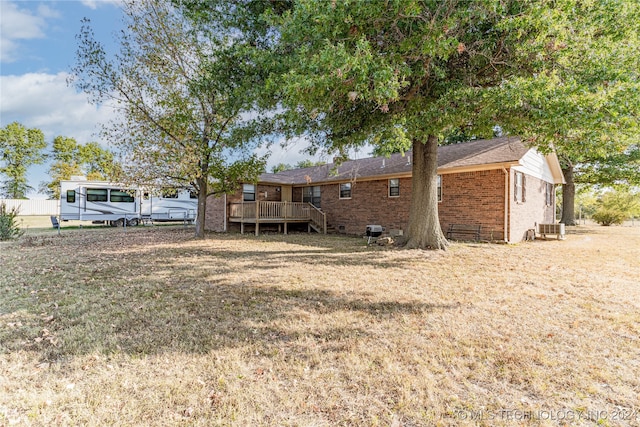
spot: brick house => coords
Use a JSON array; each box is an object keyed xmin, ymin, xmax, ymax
[{"xmin": 205, "ymin": 137, "xmax": 565, "ymax": 243}]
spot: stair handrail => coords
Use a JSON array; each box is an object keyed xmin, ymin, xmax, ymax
[{"xmin": 307, "ymin": 203, "xmax": 326, "ymax": 234}]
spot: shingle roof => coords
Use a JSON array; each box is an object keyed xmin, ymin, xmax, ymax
[{"xmin": 259, "ymin": 136, "xmax": 529, "ymax": 185}]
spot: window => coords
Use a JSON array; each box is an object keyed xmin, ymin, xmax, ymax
[
  {"xmin": 389, "ymin": 179, "xmax": 400, "ymax": 197},
  {"xmin": 545, "ymin": 183, "xmax": 554, "ymax": 206},
  {"xmin": 437, "ymin": 175, "xmax": 442, "ymax": 202},
  {"xmin": 66, "ymin": 190, "xmax": 75, "ymax": 203},
  {"xmin": 189, "ymin": 190, "xmax": 197, "ymax": 199},
  {"xmin": 514, "ymin": 172, "xmax": 526, "ymax": 203},
  {"xmin": 339, "ymin": 182, "xmax": 352, "ymax": 199},
  {"xmin": 303, "ymin": 186, "xmax": 321, "ymax": 207},
  {"xmin": 110, "ymin": 190, "xmax": 135, "ymax": 203},
  {"xmin": 162, "ymin": 188, "xmax": 178, "ymax": 199},
  {"xmin": 86, "ymin": 188, "xmax": 108, "ymax": 202},
  {"xmin": 243, "ymin": 184, "xmax": 256, "ymax": 201}
]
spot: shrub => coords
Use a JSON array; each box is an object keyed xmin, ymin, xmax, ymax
[
  {"xmin": 592, "ymin": 208, "xmax": 627, "ymax": 226},
  {"xmin": 0, "ymin": 202, "xmax": 24, "ymax": 240}
]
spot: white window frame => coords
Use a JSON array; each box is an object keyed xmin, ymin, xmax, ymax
[
  {"xmin": 437, "ymin": 175, "xmax": 442, "ymax": 202},
  {"xmin": 243, "ymin": 184, "xmax": 256, "ymax": 202},
  {"xmin": 389, "ymin": 178, "xmax": 400, "ymax": 197},
  {"xmin": 514, "ymin": 172, "xmax": 526, "ymax": 203}
]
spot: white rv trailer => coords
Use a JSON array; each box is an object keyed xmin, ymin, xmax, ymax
[
  {"xmin": 141, "ymin": 187, "xmax": 197, "ymax": 222},
  {"xmin": 59, "ymin": 179, "xmax": 197, "ymax": 226},
  {"xmin": 59, "ymin": 179, "xmax": 142, "ymax": 226}
]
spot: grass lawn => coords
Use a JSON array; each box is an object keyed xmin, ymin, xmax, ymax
[{"xmin": 1, "ymin": 226, "xmax": 639, "ymax": 426}]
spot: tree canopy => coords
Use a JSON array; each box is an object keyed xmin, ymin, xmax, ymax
[
  {"xmin": 241, "ymin": 0, "xmax": 632, "ymax": 248},
  {"xmin": 0, "ymin": 122, "xmax": 47, "ymax": 199}
]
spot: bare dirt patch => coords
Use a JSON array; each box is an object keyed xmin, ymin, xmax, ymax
[{"xmin": 1, "ymin": 226, "xmax": 639, "ymax": 426}]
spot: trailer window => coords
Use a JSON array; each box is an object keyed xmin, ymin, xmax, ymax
[
  {"xmin": 189, "ymin": 191, "xmax": 197, "ymax": 199},
  {"xmin": 162, "ymin": 188, "xmax": 178, "ymax": 198},
  {"xmin": 110, "ymin": 190, "xmax": 135, "ymax": 203},
  {"xmin": 66, "ymin": 190, "xmax": 76, "ymax": 203},
  {"xmin": 86, "ymin": 188, "xmax": 108, "ymax": 202}
]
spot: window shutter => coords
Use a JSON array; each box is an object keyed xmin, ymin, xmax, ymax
[{"xmin": 522, "ymin": 175, "xmax": 526, "ymax": 202}]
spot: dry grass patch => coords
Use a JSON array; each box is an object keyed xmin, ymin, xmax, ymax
[{"xmin": 1, "ymin": 226, "xmax": 639, "ymax": 426}]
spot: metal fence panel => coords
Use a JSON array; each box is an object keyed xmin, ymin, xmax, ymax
[{"xmin": 0, "ymin": 199, "xmax": 59, "ymax": 216}]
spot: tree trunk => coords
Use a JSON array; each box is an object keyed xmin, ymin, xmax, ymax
[
  {"xmin": 561, "ymin": 164, "xmax": 576, "ymax": 226},
  {"xmin": 195, "ymin": 176, "xmax": 207, "ymax": 238},
  {"xmin": 405, "ymin": 135, "xmax": 449, "ymax": 250}
]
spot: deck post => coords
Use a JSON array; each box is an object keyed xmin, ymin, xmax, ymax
[
  {"xmin": 323, "ymin": 214, "xmax": 327, "ymax": 234},
  {"xmin": 241, "ymin": 222, "xmax": 244, "ymax": 234},
  {"xmin": 284, "ymin": 222, "xmax": 288, "ymax": 235},
  {"xmin": 255, "ymin": 222, "xmax": 259, "ymax": 236}
]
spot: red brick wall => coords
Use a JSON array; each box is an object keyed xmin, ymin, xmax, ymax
[
  {"xmin": 317, "ymin": 178, "xmax": 412, "ymax": 234},
  {"xmin": 308, "ymin": 171, "xmax": 507, "ymax": 240},
  {"xmin": 205, "ymin": 194, "xmax": 227, "ymax": 232},
  {"xmin": 439, "ymin": 170, "xmax": 506, "ymax": 241}
]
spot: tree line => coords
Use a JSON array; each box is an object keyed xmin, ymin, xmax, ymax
[{"xmin": 0, "ymin": 122, "xmax": 120, "ymax": 199}]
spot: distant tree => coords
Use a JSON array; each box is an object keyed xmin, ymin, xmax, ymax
[
  {"xmin": 295, "ymin": 159, "xmax": 326, "ymax": 169},
  {"xmin": 40, "ymin": 136, "xmax": 122, "ymax": 199},
  {"xmin": 270, "ymin": 159, "xmax": 326, "ymax": 173},
  {"xmin": 0, "ymin": 122, "xmax": 47, "ymax": 199},
  {"xmin": 71, "ymin": 0, "xmax": 268, "ymax": 238},
  {"xmin": 270, "ymin": 163, "xmax": 292, "ymax": 173},
  {"xmin": 77, "ymin": 142, "xmax": 122, "ymax": 181},
  {"xmin": 592, "ymin": 188, "xmax": 640, "ymax": 226}
]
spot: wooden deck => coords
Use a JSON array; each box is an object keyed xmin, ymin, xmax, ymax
[{"xmin": 229, "ymin": 201, "xmax": 326, "ymax": 235}]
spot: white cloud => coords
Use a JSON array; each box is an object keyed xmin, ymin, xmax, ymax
[
  {"xmin": 0, "ymin": 72, "xmax": 119, "ymax": 197},
  {"xmin": 0, "ymin": 1, "xmax": 49, "ymax": 62},
  {"xmin": 36, "ymin": 4, "xmax": 62, "ymax": 20},
  {"xmin": 80, "ymin": 0, "xmax": 124, "ymax": 10},
  {"xmin": 0, "ymin": 72, "xmax": 118, "ymax": 144}
]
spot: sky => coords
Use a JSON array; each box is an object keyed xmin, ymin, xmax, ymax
[{"xmin": 0, "ymin": 0, "xmax": 330, "ymax": 199}]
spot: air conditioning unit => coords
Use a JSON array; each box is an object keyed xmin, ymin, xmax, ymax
[{"xmin": 537, "ymin": 223, "xmax": 565, "ymax": 240}]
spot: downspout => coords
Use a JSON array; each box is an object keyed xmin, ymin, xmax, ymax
[{"xmin": 502, "ymin": 168, "xmax": 509, "ymax": 243}]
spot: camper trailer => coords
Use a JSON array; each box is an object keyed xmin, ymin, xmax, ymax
[
  {"xmin": 141, "ymin": 188, "xmax": 197, "ymax": 222},
  {"xmin": 59, "ymin": 178, "xmax": 197, "ymax": 226},
  {"xmin": 60, "ymin": 179, "xmax": 142, "ymax": 226}
]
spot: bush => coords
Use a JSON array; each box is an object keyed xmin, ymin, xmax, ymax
[
  {"xmin": 592, "ymin": 208, "xmax": 627, "ymax": 226},
  {"xmin": 0, "ymin": 202, "xmax": 24, "ymax": 240}
]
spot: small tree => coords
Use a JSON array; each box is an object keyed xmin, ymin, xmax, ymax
[
  {"xmin": 0, "ymin": 202, "xmax": 23, "ymax": 241},
  {"xmin": 592, "ymin": 188, "xmax": 640, "ymax": 226}
]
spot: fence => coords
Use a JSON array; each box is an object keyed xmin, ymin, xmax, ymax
[{"xmin": 0, "ymin": 199, "xmax": 59, "ymax": 216}]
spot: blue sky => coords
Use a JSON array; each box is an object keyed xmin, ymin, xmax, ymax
[
  {"xmin": 0, "ymin": 0, "xmax": 125, "ymax": 198},
  {"xmin": 0, "ymin": 0, "xmax": 348, "ymax": 199}
]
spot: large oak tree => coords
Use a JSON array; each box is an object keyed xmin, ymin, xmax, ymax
[{"xmin": 262, "ymin": 0, "xmax": 639, "ymax": 248}]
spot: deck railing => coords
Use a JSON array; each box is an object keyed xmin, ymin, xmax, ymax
[{"xmin": 229, "ymin": 201, "xmax": 326, "ymax": 234}]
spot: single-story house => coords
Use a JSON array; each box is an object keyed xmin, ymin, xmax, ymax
[{"xmin": 205, "ymin": 136, "xmax": 565, "ymax": 243}]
